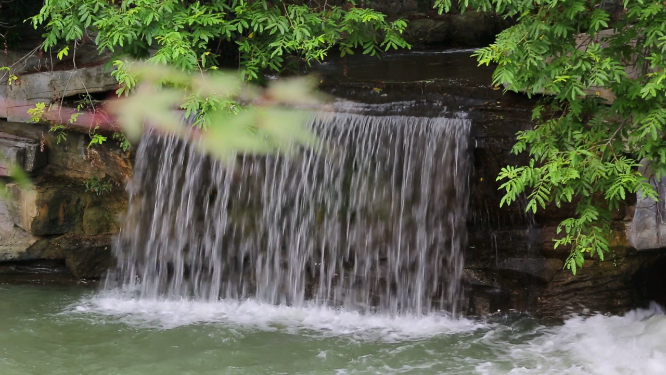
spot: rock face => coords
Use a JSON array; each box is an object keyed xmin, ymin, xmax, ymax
[
  {"xmin": 0, "ymin": 121, "xmax": 132, "ymax": 182},
  {"xmin": 402, "ymin": 12, "xmax": 512, "ymax": 47},
  {"xmin": 533, "ymin": 249, "xmax": 663, "ymax": 319},
  {"xmin": 351, "ymin": 1, "xmax": 513, "ymax": 48},
  {"xmin": 0, "ymin": 121, "xmax": 129, "ymax": 280},
  {"xmin": 6, "ymin": 181, "xmax": 123, "ymax": 237}
]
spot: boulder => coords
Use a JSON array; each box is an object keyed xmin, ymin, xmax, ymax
[
  {"xmin": 58, "ymin": 234, "xmax": 114, "ymax": 279},
  {"xmin": 0, "ymin": 230, "xmax": 113, "ymax": 279},
  {"xmin": 534, "ymin": 249, "xmax": 666, "ymax": 319},
  {"xmin": 0, "ymin": 201, "xmax": 115, "ymax": 278},
  {"xmin": 627, "ymin": 160, "xmax": 666, "ymax": 250}
]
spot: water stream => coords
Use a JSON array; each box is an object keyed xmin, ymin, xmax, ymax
[{"xmin": 107, "ymin": 111, "xmax": 470, "ymax": 315}]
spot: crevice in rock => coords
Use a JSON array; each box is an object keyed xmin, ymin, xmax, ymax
[
  {"xmin": 632, "ymin": 251, "xmax": 666, "ymax": 308},
  {"xmin": 0, "ymin": 259, "xmax": 69, "ymax": 275}
]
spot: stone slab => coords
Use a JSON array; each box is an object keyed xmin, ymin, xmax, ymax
[
  {"xmin": 0, "ymin": 201, "xmax": 40, "ymax": 261},
  {"xmin": 0, "ymin": 64, "xmax": 118, "ymax": 123}
]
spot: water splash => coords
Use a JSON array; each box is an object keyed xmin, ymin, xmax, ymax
[
  {"xmin": 107, "ymin": 112, "xmax": 471, "ymax": 315},
  {"xmin": 72, "ymin": 289, "xmax": 485, "ymax": 340},
  {"xmin": 477, "ymin": 303, "xmax": 666, "ymax": 375}
]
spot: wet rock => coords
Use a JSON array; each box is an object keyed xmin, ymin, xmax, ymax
[
  {"xmin": 60, "ymin": 235, "xmax": 114, "ymax": 279},
  {"xmin": 632, "ymin": 255, "xmax": 666, "ymax": 308},
  {"xmin": 498, "ymin": 258, "xmax": 563, "ymax": 283},
  {"xmin": 403, "ymin": 12, "xmax": 512, "ymax": 47},
  {"xmin": 0, "ymin": 226, "xmax": 114, "ymax": 279},
  {"xmin": 0, "ymin": 259, "xmax": 70, "ymax": 275},
  {"xmin": 82, "ymin": 206, "xmax": 120, "ymax": 236},
  {"xmin": 463, "ymin": 268, "xmax": 501, "ymax": 288},
  {"xmin": 534, "ymin": 250, "xmax": 665, "ymax": 319},
  {"xmin": 404, "ymin": 18, "xmax": 455, "ymax": 45},
  {"xmin": 467, "ymin": 287, "xmax": 512, "ymax": 315}
]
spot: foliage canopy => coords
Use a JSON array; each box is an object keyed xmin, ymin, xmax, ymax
[
  {"xmin": 29, "ymin": 0, "xmax": 408, "ymax": 128},
  {"xmin": 32, "ymin": 0, "xmax": 409, "ymax": 78}
]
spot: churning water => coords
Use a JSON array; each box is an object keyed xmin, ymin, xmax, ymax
[
  {"xmin": 107, "ymin": 111, "xmax": 471, "ymax": 315},
  {"xmin": 1, "ymin": 285, "xmax": 665, "ymax": 374}
]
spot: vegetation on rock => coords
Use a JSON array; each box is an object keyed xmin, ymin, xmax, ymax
[{"xmin": 434, "ymin": 0, "xmax": 666, "ymax": 272}]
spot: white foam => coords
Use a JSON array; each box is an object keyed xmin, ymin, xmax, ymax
[
  {"xmin": 479, "ymin": 303, "xmax": 666, "ymax": 375},
  {"xmin": 68, "ymin": 290, "xmax": 487, "ymax": 342}
]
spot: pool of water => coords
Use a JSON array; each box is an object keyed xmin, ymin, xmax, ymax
[{"xmin": 1, "ymin": 284, "xmax": 665, "ymax": 375}]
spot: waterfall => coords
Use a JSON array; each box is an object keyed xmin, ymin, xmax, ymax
[{"xmin": 107, "ymin": 111, "xmax": 471, "ymax": 315}]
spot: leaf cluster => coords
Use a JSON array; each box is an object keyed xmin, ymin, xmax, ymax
[
  {"xmin": 84, "ymin": 176, "xmax": 113, "ymax": 195},
  {"xmin": 106, "ymin": 62, "xmax": 320, "ymax": 161}
]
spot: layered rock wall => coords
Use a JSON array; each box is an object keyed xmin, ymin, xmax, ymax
[{"xmin": 0, "ymin": 121, "xmax": 130, "ymax": 280}]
